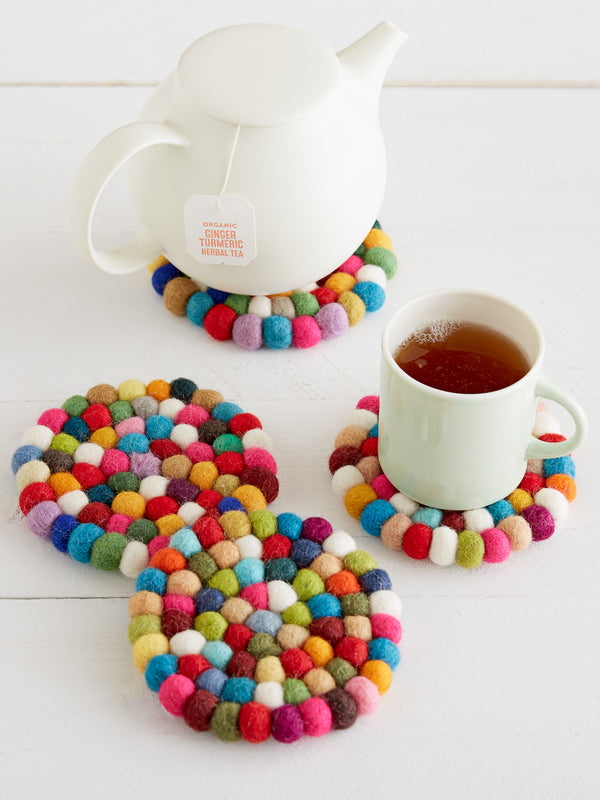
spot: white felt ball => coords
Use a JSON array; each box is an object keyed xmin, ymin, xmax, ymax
[
  {"xmin": 16, "ymin": 460, "xmax": 51, "ymax": 490},
  {"xmin": 21, "ymin": 424, "xmax": 54, "ymax": 450},
  {"xmin": 170, "ymin": 423, "xmax": 199, "ymax": 449},
  {"xmin": 369, "ymin": 590, "xmax": 402, "ymax": 620},
  {"xmin": 533, "ymin": 410, "xmax": 561, "ymax": 437},
  {"xmin": 158, "ymin": 398, "xmax": 186, "ymax": 420},
  {"xmin": 527, "ymin": 458, "xmax": 544, "ymax": 476},
  {"xmin": 57, "ymin": 490, "xmax": 89, "ymax": 517},
  {"xmin": 169, "ymin": 629, "xmax": 207, "ymax": 657},
  {"xmin": 139, "ymin": 475, "xmax": 169, "ymax": 501},
  {"xmin": 429, "ymin": 526, "xmax": 459, "ymax": 566},
  {"xmin": 389, "ymin": 492, "xmax": 419, "ymax": 516},
  {"xmin": 298, "ymin": 282, "xmax": 319, "ymax": 292},
  {"xmin": 253, "ymin": 681, "xmax": 285, "ymax": 708},
  {"xmin": 119, "ymin": 541, "xmax": 149, "ymax": 578},
  {"xmin": 248, "ymin": 295, "xmax": 272, "ymax": 318},
  {"xmin": 236, "ymin": 534, "xmax": 263, "ymax": 560},
  {"xmin": 323, "ymin": 530, "xmax": 357, "ymax": 558},
  {"xmin": 267, "ymin": 581, "xmax": 298, "ymax": 613},
  {"xmin": 178, "ymin": 502, "xmax": 205, "ymax": 526},
  {"xmin": 332, "ymin": 465, "xmax": 364, "ymax": 498},
  {"xmin": 463, "ymin": 508, "xmax": 494, "ymax": 533},
  {"xmin": 356, "ymin": 264, "xmax": 387, "ymax": 288},
  {"xmin": 73, "ymin": 442, "xmax": 105, "ymax": 467},
  {"xmin": 534, "ymin": 487, "xmax": 569, "ymax": 526},
  {"xmin": 346, "ymin": 408, "xmax": 378, "ymax": 432},
  {"xmin": 242, "ymin": 428, "xmax": 273, "ymax": 453}
]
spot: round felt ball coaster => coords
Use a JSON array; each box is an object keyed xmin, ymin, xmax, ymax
[
  {"xmin": 12, "ymin": 379, "xmax": 279, "ymax": 577},
  {"xmin": 128, "ymin": 511, "xmax": 402, "ymax": 743},
  {"xmin": 148, "ymin": 222, "xmax": 397, "ymax": 350},
  {"xmin": 329, "ymin": 398, "xmax": 576, "ymax": 569}
]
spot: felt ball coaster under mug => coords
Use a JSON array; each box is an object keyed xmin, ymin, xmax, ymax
[
  {"xmin": 11, "ymin": 378, "xmax": 279, "ymax": 577},
  {"xmin": 128, "ymin": 510, "xmax": 402, "ymax": 743},
  {"xmin": 148, "ymin": 223, "xmax": 397, "ymax": 350},
  {"xmin": 329, "ymin": 396, "xmax": 577, "ymax": 569}
]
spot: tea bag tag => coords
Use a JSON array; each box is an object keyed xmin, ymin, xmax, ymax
[{"xmin": 184, "ymin": 194, "xmax": 256, "ymax": 267}]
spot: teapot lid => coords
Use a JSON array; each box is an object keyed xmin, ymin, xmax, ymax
[{"xmin": 177, "ymin": 24, "xmax": 342, "ymax": 127}]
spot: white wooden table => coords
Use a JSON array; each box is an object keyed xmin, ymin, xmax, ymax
[{"xmin": 1, "ymin": 4, "xmax": 598, "ymax": 798}]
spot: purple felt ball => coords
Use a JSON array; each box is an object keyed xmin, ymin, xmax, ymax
[
  {"xmin": 271, "ymin": 704, "xmax": 304, "ymax": 743},
  {"xmin": 521, "ymin": 504, "xmax": 555, "ymax": 541},
  {"xmin": 301, "ymin": 516, "xmax": 333, "ymax": 544},
  {"xmin": 129, "ymin": 452, "xmax": 162, "ymax": 478},
  {"xmin": 232, "ymin": 314, "xmax": 263, "ymax": 350},
  {"xmin": 27, "ymin": 500, "xmax": 63, "ymax": 538},
  {"xmin": 315, "ymin": 303, "xmax": 349, "ymax": 340}
]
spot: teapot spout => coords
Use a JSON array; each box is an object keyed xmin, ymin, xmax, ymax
[{"xmin": 337, "ymin": 21, "xmax": 406, "ymax": 97}]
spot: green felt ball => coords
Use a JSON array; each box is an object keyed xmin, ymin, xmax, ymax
[
  {"xmin": 456, "ymin": 529, "xmax": 485, "ymax": 569},
  {"xmin": 326, "ymin": 657, "xmax": 357, "ymax": 688},
  {"xmin": 107, "ymin": 471, "xmax": 140, "ymax": 493},
  {"xmin": 109, "ymin": 400, "xmax": 134, "ymax": 423},
  {"xmin": 127, "ymin": 518, "xmax": 157, "ymax": 544},
  {"xmin": 128, "ymin": 613, "xmax": 161, "ymax": 644},
  {"xmin": 225, "ymin": 294, "xmax": 251, "ymax": 316},
  {"xmin": 340, "ymin": 592, "xmax": 370, "ymax": 617},
  {"xmin": 373, "ymin": 220, "xmax": 382, "ymax": 229},
  {"xmin": 208, "ymin": 568, "xmax": 240, "ymax": 598},
  {"xmin": 364, "ymin": 246, "xmax": 398, "ymax": 278},
  {"xmin": 195, "ymin": 611, "xmax": 228, "ymax": 640},
  {"xmin": 247, "ymin": 632, "xmax": 282, "ymax": 659},
  {"xmin": 344, "ymin": 550, "xmax": 377, "ymax": 576},
  {"xmin": 283, "ymin": 678, "xmax": 311, "ymax": 705},
  {"xmin": 90, "ymin": 532, "xmax": 127, "ymax": 571},
  {"xmin": 62, "ymin": 395, "xmax": 89, "ymax": 417},
  {"xmin": 292, "ymin": 569, "xmax": 325, "ymax": 601},
  {"xmin": 290, "ymin": 291, "xmax": 319, "ymax": 318},
  {"xmin": 212, "ymin": 434, "xmax": 244, "ymax": 456},
  {"xmin": 188, "ymin": 551, "xmax": 218, "ymax": 583},
  {"xmin": 50, "ymin": 433, "xmax": 79, "ymax": 455},
  {"xmin": 250, "ymin": 510, "xmax": 278, "ymax": 540},
  {"xmin": 281, "ymin": 601, "xmax": 312, "ymax": 627},
  {"xmin": 210, "ymin": 702, "xmax": 241, "ymax": 741},
  {"xmin": 354, "ymin": 243, "xmax": 367, "ymax": 258}
]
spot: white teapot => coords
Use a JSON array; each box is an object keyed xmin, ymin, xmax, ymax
[{"xmin": 69, "ymin": 22, "xmax": 405, "ymax": 295}]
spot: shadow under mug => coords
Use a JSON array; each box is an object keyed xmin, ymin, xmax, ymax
[{"xmin": 378, "ymin": 289, "xmax": 588, "ymax": 511}]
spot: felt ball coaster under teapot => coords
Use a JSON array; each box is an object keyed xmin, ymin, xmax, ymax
[
  {"xmin": 128, "ymin": 510, "xmax": 402, "ymax": 743},
  {"xmin": 148, "ymin": 223, "xmax": 397, "ymax": 350},
  {"xmin": 11, "ymin": 378, "xmax": 279, "ymax": 576},
  {"xmin": 329, "ymin": 397, "xmax": 577, "ymax": 569}
]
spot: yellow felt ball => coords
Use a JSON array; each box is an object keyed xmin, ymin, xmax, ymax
[
  {"xmin": 146, "ymin": 255, "xmax": 169, "ymax": 273},
  {"xmin": 146, "ymin": 379, "xmax": 171, "ymax": 402},
  {"xmin": 507, "ymin": 488, "xmax": 534, "ymax": 514},
  {"xmin": 219, "ymin": 510, "xmax": 252, "ymax": 539},
  {"xmin": 361, "ymin": 659, "xmax": 393, "ymax": 695},
  {"xmin": 47, "ymin": 473, "xmax": 82, "ymax": 496},
  {"xmin": 112, "ymin": 491, "xmax": 146, "ymax": 519},
  {"xmin": 232, "ymin": 484, "xmax": 267, "ymax": 513},
  {"xmin": 189, "ymin": 461, "xmax": 219, "ymax": 490},
  {"xmin": 89, "ymin": 426, "xmax": 119, "ymax": 449},
  {"xmin": 303, "ymin": 636, "xmax": 334, "ymax": 668},
  {"xmin": 118, "ymin": 379, "xmax": 147, "ymax": 402},
  {"xmin": 155, "ymin": 514, "xmax": 185, "ymax": 536},
  {"xmin": 325, "ymin": 272, "xmax": 357, "ymax": 293},
  {"xmin": 213, "ymin": 474, "xmax": 241, "ymax": 496},
  {"xmin": 338, "ymin": 291, "xmax": 366, "ymax": 326},
  {"xmin": 132, "ymin": 632, "xmax": 169, "ymax": 671},
  {"xmin": 344, "ymin": 483, "xmax": 378, "ymax": 520},
  {"xmin": 363, "ymin": 229, "xmax": 393, "ymax": 250},
  {"xmin": 255, "ymin": 655, "xmax": 286, "ymax": 683}
]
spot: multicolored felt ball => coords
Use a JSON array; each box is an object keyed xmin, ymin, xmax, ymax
[{"xmin": 128, "ymin": 511, "xmax": 402, "ymax": 743}]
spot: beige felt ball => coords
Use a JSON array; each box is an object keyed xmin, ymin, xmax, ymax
[
  {"xmin": 380, "ymin": 514, "xmax": 413, "ymax": 551},
  {"xmin": 166, "ymin": 570, "xmax": 202, "ymax": 597},
  {"xmin": 303, "ymin": 668, "xmax": 336, "ymax": 696},
  {"xmin": 277, "ymin": 623, "xmax": 311, "ymax": 650}
]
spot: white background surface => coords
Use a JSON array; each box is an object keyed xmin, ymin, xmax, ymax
[{"xmin": 1, "ymin": 3, "xmax": 598, "ymax": 799}]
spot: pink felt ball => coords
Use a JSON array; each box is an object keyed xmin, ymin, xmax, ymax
[
  {"xmin": 481, "ymin": 528, "xmax": 512, "ymax": 563},
  {"xmin": 27, "ymin": 500, "xmax": 62, "ymax": 538},
  {"xmin": 37, "ymin": 408, "xmax": 68, "ymax": 433},
  {"xmin": 158, "ymin": 674, "xmax": 196, "ymax": 716},
  {"xmin": 370, "ymin": 613, "xmax": 402, "ymax": 644},
  {"xmin": 185, "ymin": 442, "xmax": 216, "ymax": 464},
  {"xmin": 105, "ymin": 513, "xmax": 132, "ymax": 534},
  {"xmin": 175, "ymin": 405, "xmax": 210, "ymax": 427},
  {"xmin": 101, "ymin": 449, "xmax": 130, "ymax": 478},
  {"xmin": 114, "ymin": 416, "xmax": 145, "ymax": 438},
  {"xmin": 148, "ymin": 535, "xmax": 171, "ymax": 558},
  {"xmin": 240, "ymin": 582, "xmax": 269, "ymax": 610},
  {"xmin": 371, "ymin": 473, "xmax": 396, "ymax": 501},
  {"xmin": 344, "ymin": 676, "xmax": 380, "ymax": 715},
  {"xmin": 243, "ymin": 448, "xmax": 277, "ymax": 474},
  {"xmin": 299, "ymin": 696, "xmax": 332, "ymax": 737},
  {"xmin": 521, "ymin": 504, "xmax": 555, "ymax": 541},
  {"xmin": 271, "ymin": 704, "xmax": 305, "ymax": 743},
  {"xmin": 163, "ymin": 593, "xmax": 196, "ymax": 615},
  {"xmin": 337, "ymin": 255, "xmax": 363, "ymax": 276},
  {"xmin": 292, "ymin": 315, "xmax": 322, "ymax": 349},
  {"xmin": 356, "ymin": 396, "xmax": 380, "ymax": 415},
  {"xmin": 232, "ymin": 314, "xmax": 264, "ymax": 351},
  {"xmin": 315, "ymin": 303, "xmax": 349, "ymax": 340}
]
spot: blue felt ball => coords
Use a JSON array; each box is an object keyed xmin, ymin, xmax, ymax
[
  {"xmin": 145, "ymin": 415, "xmax": 174, "ymax": 440},
  {"xmin": 211, "ymin": 401, "xmax": 244, "ymax": 422},
  {"xmin": 221, "ymin": 677, "xmax": 256, "ymax": 705},
  {"xmin": 277, "ymin": 512, "xmax": 303, "ymax": 540},
  {"xmin": 87, "ymin": 484, "xmax": 115, "ymax": 505},
  {"xmin": 360, "ymin": 499, "xmax": 396, "ymax": 537},
  {"xmin": 145, "ymin": 654, "xmax": 178, "ymax": 692},
  {"xmin": 233, "ymin": 558, "xmax": 265, "ymax": 588},
  {"xmin": 62, "ymin": 417, "xmax": 90, "ymax": 443},
  {"xmin": 218, "ymin": 497, "xmax": 245, "ymax": 514},
  {"xmin": 290, "ymin": 538, "xmax": 322, "ymax": 567},
  {"xmin": 67, "ymin": 523, "xmax": 104, "ymax": 563},
  {"xmin": 196, "ymin": 668, "xmax": 227, "ymax": 696},
  {"xmin": 543, "ymin": 455, "xmax": 576, "ymax": 478},
  {"xmin": 12, "ymin": 445, "xmax": 44, "ymax": 474},
  {"xmin": 50, "ymin": 514, "xmax": 78, "ymax": 552},
  {"xmin": 170, "ymin": 527, "xmax": 202, "ymax": 558},
  {"xmin": 307, "ymin": 593, "xmax": 342, "ymax": 619},
  {"xmin": 369, "ymin": 423, "xmax": 379, "ymax": 438},
  {"xmin": 352, "ymin": 281, "xmax": 386, "ymax": 312},
  {"xmin": 368, "ymin": 638, "xmax": 401, "ymax": 670},
  {"xmin": 116, "ymin": 433, "xmax": 150, "ymax": 454},
  {"xmin": 207, "ymin": 287, "xmax": 230, "ymax": 305},
  {"xmin": 246, "ymin": 610, "xmax": 283, "ymax": 636},
  {"xmin": 186, "ymin": 292, "xmax": 215, "ymax": 326},
  {"xmin": 202, "ymin": 641, "xmax": 233, "ymax": 671},
  {"xmin": 195, "ymin": 587, "xmax": 226, "ymax": 613},
  {"xmin": 264, "ymin": 557, "xmax": 297, "ymax": 583},
  {"xmin": 263, "ymin": 315, "xmax": 293, "ymax": 349},
  {"xmin": 151, "ymin": 263, "xmax": 181, "ymax": 295},
  {"xmin": 360, "ymin": 568, "xmax": 392, "ymax": 594},
  {"xmin": 411, "ymin": 506, "xmax": 443, "ymax": 528},
  {"xmin": 135, "ymin": 567, "xmax": 168, "ymax": 594},
  {"xmin": 486, "ymin": 499, "xmax": 515, "ymax": 525}
]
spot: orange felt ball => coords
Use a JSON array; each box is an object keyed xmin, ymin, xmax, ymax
[
  {"xmin": 232, "ymin": 484, "xmax": 267, "ymax": 513},
  {"xmin": 145, "ymin": 379, "xmax": 171, "ymax": 401},
  {"xmin": 325, "ymin": 272, "xmax": 357, "ymax": 294},
  {"xmin": 112, "ymin": 491, "xmax": 146, "ymax": 519},
  {"xmin": 360, "ymin": 659, "xmax": 393, "ymax": 695},
  {"xmin": 189, "ymin": 462, "xmax": 219, "ymax": 490},
  {"xmin": 47, "ymin": 473, "xmax": 82, "ymax": 496},
  {"xmin": 150, "ymin": 547, "xmax": 187, "ymax": 574},
  {"xmin": 344, "ymin": 484, "xmax": 378, "ymax": 520},
  {"xmin": 303, "ymin": 636, "xmax": 334, "ymax": 668},
  {"xmin": 89, "ymin": 427, "xmax": 119, "ymax": 449},
  {"xmin": 546, "ymin": 473, "xmax": 577, "ymax": 502},
  {"xmin": 325, "ymin": 570, "xmax": 362, "ymax": 597}
]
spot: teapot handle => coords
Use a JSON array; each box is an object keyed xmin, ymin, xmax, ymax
[{"xmin": 68, "ymin": 121, "xmax": 190, "ymax": 274}]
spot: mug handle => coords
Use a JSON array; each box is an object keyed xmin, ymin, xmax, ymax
[
  {"xmin": 68, "ymin": 121, "xmax": 190, "ymax": 274},
  {"xmin": 526, "ymin": 375, "xmax": 588, "ymax": 459}
]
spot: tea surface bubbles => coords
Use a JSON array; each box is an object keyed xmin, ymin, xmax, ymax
[{"xmin": 394, "ymin": 320, "xmax": 530, "ymax": 394}]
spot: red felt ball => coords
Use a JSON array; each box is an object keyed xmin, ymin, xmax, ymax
[
  {"xmin": 312, "ymin": 286, "xmax": 338, "ymax": 306},
  {"xmin": 197, "ymin": 489, "xmax": 223, "ymax": 509},
  {"xmin": 223, "ymin": 623, "xmax": 254, "ymax": 651},
  {"xmin": 261, "ymin": 533, "xmax": 292, "ymax": 560},
  {"xmin": 183, "ymin": 689, "xmax": 219, "ymax": 732},
  {"xmin": 71, "ymin": 463, "xmax": 105, "ymax": 489},
  {"xmin": 402, "ymin": 523, "xmax": 433, "ymax": 559},
  {"xmin": 328, "ymin": 445, "xmax": 362, "ymax": 474},
  {"xmin": 19, "ymin": 481, "xmax": 56, "ymax": 514},
  {"xmin": 145, "ymin": 495, "xmax": 179, "ymax": 521},
  {"xmin": 518, "ymin": 472, "xmax": 545, "ymax": 495},
  {"xmin": 228, "ymin": 413, "xmax": 262, "ymax": 437},
  {"xmin": 214, "ymin": 451, "xmax": 245, "ymax": 476},
  {"xmin": 192, "ymin": 516, "xmax": 225, "ymax": 548},
  {"xmin": 161, "ymin": 609, "xmax": 194, "ymax": 638},
  {"xmin": 334, "ymin": 636, "xmax": 369, "ymax": 668},
  {"xmin": 239, "ymin": 701, "xmax": 271, "ymax": 743},
  {"xmin": 239, "ymin": 466, "xmax": 279, "ymax": 503},
  {"xmin": 178, "ymin": 653, "xmax": 212, "ymax": 680},
  {"xmin": 440, "ymin": 511, "xmax": 465, "ymax": 532},
  {"xmin": 77, "ymin": 502, "xmax": 112, "ymax": 527},
  {"xmin": 80, "ymin": 403, "xmax": 112, "ymax": 431},
  {"xmin": 280, "ymin": 648, "xmax": 315, "ymax": 678},
  {"xmin": 150, "ymin": 439, "xmax": 182, "ymax": 459},
  {"xmin": 539, "ymin": 433, "xmax": 567, "ymax": 443},
  {"xmin": 360, "ymin": 437, "xmax": 379, "ymax": 457},
  {"xmin": 309, "ymin": 617, "xmax": 345, "ymax": 647},
  {"xmin": 204, "ymin": 304, "xmax": 236, "ymax": 341},
  {"xmin": 226, "ymin": 650, "xmax": 257, "ymax": 678}
]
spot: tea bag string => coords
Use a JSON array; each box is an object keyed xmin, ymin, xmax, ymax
[{"xmin": 216, "ymin": 124, "xmax": 241, "ymax": 212}]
